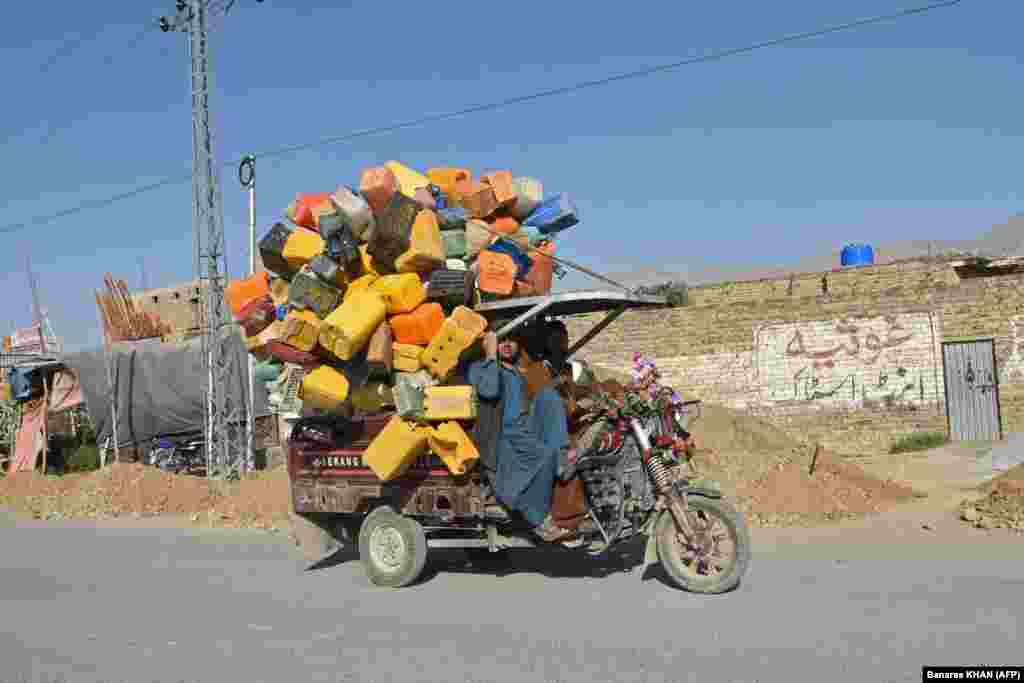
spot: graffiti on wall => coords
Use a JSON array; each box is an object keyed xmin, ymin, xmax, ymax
[{"xmin": 755, "ymin": 313, "xmax": 943, "ymax": 407}]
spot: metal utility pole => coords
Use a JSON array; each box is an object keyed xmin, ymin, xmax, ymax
[
  {"xmin": 239, "ymin": 154, "xmax": 256, "ymax": 473},
  {"xmin": 160, "ymin": 0, "xmax": 260, "ymax": 479}
]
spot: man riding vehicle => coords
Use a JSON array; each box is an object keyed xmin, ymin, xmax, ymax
[{"xmin": 466, "ymin": 321, "xmax": 575, "ymax": 542}]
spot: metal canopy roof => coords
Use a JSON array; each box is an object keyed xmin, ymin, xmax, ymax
[{"xmin": 473, "ymin": 290, "xmax": 668, "ymax": 319}]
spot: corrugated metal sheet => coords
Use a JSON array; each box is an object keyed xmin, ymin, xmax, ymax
[{"xmin": 942, "ymin": 340, "xmax": 1001, "ymax": 441}]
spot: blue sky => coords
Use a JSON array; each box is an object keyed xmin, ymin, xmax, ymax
[{"xmin": 1, "ymin": 0, "xmax": 1020, "ymax": 352}]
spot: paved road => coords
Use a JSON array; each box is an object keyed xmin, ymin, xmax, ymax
[{"xmin": 1, "ymin": 515, "xmax": 1022, "ymax": 683}]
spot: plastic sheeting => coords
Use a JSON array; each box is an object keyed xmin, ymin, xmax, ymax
[{"xmin": 60, "ymin": 333, "xmax": 270, "ymax": 447}]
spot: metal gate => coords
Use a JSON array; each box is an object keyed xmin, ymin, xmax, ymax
[{"xmin": 942, "ymin": 339, "xmax": 1002, "ymax": 441}]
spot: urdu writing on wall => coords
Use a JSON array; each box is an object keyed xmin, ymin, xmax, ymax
[{"xmin": 755, "ymin": 313, "xmax": 944, "ymax": 407}]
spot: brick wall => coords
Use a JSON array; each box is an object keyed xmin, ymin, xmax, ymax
[
  {"xmin": 567, "ymin": 257, "xmax": 1024, "ymax": 456},
  {"xmin": 131, "ymin": 281, "xmax": 206, "ymax": 336}
]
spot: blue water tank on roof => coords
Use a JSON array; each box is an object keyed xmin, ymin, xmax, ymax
[{"xmin": 840, "ymin": 243, "xmax": 875, "ymax": 267}]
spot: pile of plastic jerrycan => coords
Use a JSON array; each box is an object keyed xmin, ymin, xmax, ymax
[{"xmin": 225, "ymin": 161, "xmax": 579, "ymax": 483}]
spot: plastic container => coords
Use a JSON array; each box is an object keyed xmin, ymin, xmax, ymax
[
  {"xmin": 330, "ymin": 185, "xmax": 375, "ymax": 242},
  {"xmin": 393, "ymin": 343, "xmax": 425, "ymax": 373},
  {"xmin": 371, "ymin": 273, "xmax": 427, "ymax": 315},
  {"xmin": 423, "ymin": 385, "xmax": 477, "ymax": 421},
  {"xmin": 270, "ymin": 276, "xmax": 290, "ymax": 305},
  {"xmin": 426, "ymin": 168, "xmax": 471, "ymax": 198},
  {"xmin": 318, "ymin": 289, "xmax": 388, "ymax": 361},
  {"xmin": 236, "ymin": 294, "xmax": 276, "ymax": 337},
  {"xmin": 459, "ymin": 181, "xmax": 499, "ymax": 219},
  {"xmin": 427, "ymin": 421, "xmax": 480, "ymax": 477},
  {"xmin": 362, "ymin": 415, "xmax": 431, "ymax": 481},
  {"xmin": 521, "ymin": 225, "xmax": 547, "ymax": 247},
  {"xmin": 413, "ymin": 187, "xmax": 436, "ymax": 210},
  {"xmin": 350, "ymin": 382, "xmax": 394, "ymax": 413},
  {"xmin": 281, "ymin": 309, "xmax": 322, "ymax": 352},
  {"xmin": 254, "ymin": 360, "xmax": 283, "ymax": 383},
  {"xmin": 282, "ymin": 228, "xmax": 326, "ymax": 271},
  {"xmin": 489, "ymin": 215, "xmax": 519, "ymax": 236},
  {"xmin": 311, "ymin": 199, "xmax": 342, "ymax": 234},
  {"xmin": 487, "ymin": 240, "xmax": 532, "ymax": 279},
  {"xmin": 426, "ymin": 269, "xmax": 471, "ymax": 308},
  {"xmin": 524, "ymin": 193, "xmax": 579, "ymax": 235},
  {"xmin": 841, "ymin": 243, "xmax": 875, "ymax": 266},
  {"xmin": 524, "ymin": 240, "xmax": 556, "ymax": 295},
  {"xmin": 504, "ymin": 227, "xmax": 531, "ymax": 251},
  {"xmin": 366, "ymin": 321, "xmax": 393, "ymax": 378},
  {"xmin": 368, "ymin": 193, "xmax": 419, "ymax": 269},
  {"xmin": 246, "ymin": 320, "xmax": 285, "ymax": 356},
  {"xmin": 324, "ymin": 224, "xmax": 362, "ymax": 279},
  {"xmin": 476, "ymin": 250, "xmax": 516, "ymax": 295},
  {"xmin": 395, "ymin": 209, "xmax": 445, "ymax": 274},
  {"xmin": 390, "ymin": 302, "xmax": 445, "ymax": 346},
  {"xmin": 359, "ymin": 166, "xmax": 399, "ymax": 214},
  {"xmin": 343, "ymin": 273, "xmax": 378, "ymax": 302},
  {"xmin": 440, "ymin": 229, "xmax": 467, "ymax": 259},
  {"xmin": 226, "ymin": 271, "xmax": 271, "ymax": 318},
  {"xmin": 393, "ymin": 371, "xmax": 427, "ymax": 418},
  {"xmin": 437, "ymin": 207, "xmax": 468, "ymax": 231},
  {"xmin": 300, "ymin": 365, "xmax": 351, "ymax": 412},
  {"xmin": 450, "ymin": 305, "xmax": 488, "ymax": 338},
  {"xmin": 465, "ymin": 219, "xmax": 495, "ymax": 258},
  {"xmin": 511, "ymin": 176, "xmax": 543, "ymax": 219},
  {"xmin": 287, "ymin": 267, "xmax": 343, "ymax": 318},
  {"xmin": 384, "ymin": 160, "xmax": 430, "ymax": 198},
  {"xmin": 308, "ymin": 254, "xmax": 347, "ymax": 290},
  {"xmin": 259, "ymin": 223, "xmax": 296, "ymax": 279},
  {"xmin": 421, "ymin": 320, "xmax": 477, "ymax": 381},
  {"xmin": 481, "ymin": 170, "xmax": 516, "ymax": 209},
  {"xmin": 286, "ymin": 192, "xmax": 332, "ymax": 229},
  {"xmin": 265, "ymin": 340, "xmax": 320, "ymax": 367}
]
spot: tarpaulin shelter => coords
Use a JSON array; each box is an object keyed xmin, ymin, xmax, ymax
[{"xmin": 60, "ymin": 332, "xmax": 270, "ymax": 448}]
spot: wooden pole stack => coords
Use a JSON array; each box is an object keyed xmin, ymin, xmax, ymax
[{"xmin": 95, "ymin": 273, "xmax": 174, "ymax": 342}]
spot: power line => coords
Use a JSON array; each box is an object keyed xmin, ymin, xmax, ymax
[
  {"xmin": 2, "ymin": 21, "xmax": 165, "ymax": 147},
  {"xmin": 0, "ymin": 0, "xmax": 965, "ymax": 235}
]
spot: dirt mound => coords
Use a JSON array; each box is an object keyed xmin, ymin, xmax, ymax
[
  {"xmin": 0, "ymin": 464, "xmax": 292, "ymax": 529},
  {"xmin": 691, "ymin": 403, "xmax": 800, "ymax": 455},
  {"xmin": 960, "ymin": 463, "xmax": 1024, "ymax": 532},
  {"xmin": 731, "ymin": 450, "xmax": 916, "ymax": 527}
]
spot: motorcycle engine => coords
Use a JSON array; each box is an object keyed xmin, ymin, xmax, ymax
[{"xmin": 575, "ymin": 415, "xmax": 660, "ymax": 540}]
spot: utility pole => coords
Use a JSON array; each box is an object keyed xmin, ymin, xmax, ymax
[{"xmin": 160, "ymin": 0, "xmax": 260, "ymax": 479}]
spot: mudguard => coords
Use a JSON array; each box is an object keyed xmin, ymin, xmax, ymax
[{"xmin": 639, "ymin": 487, "xmax": 723, "ymax": 577}]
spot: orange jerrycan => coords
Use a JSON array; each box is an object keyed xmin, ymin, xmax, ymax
[
  {"xmin": 226, "ymin": 271, "xmax": 270, "ymax": 318},
  {"xmin": 476, "ymin": 250, "xmax": 516, "ymax": 295},
  {"xmin": 421, "ymin": 320, "xmax": 476, "ymax": 381},
  {"xmin": 390, "ymin": 302, "xmax": 446, "ymax": 346},
  {"xmin": 427, "ymin": 167, "xmax": 471, "ymax": 198}
]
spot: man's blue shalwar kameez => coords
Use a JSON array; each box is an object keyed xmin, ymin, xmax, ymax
[{"xmin": 467, "ymin": 358, "xmax": 568, "ymax": 527}]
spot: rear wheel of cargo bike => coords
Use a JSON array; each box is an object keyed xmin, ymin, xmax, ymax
[
  {"xmin": 655, "ymin": 496, "xmax": 751, "ymax": 594},
  {"xmin": 358, "ymin": 508, "xmax": 428, "ymax": 588}
]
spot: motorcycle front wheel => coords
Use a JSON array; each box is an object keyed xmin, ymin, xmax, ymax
[{"xmin": 655, "ymin": 496, "xmax": 751, "ymax": 594}]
